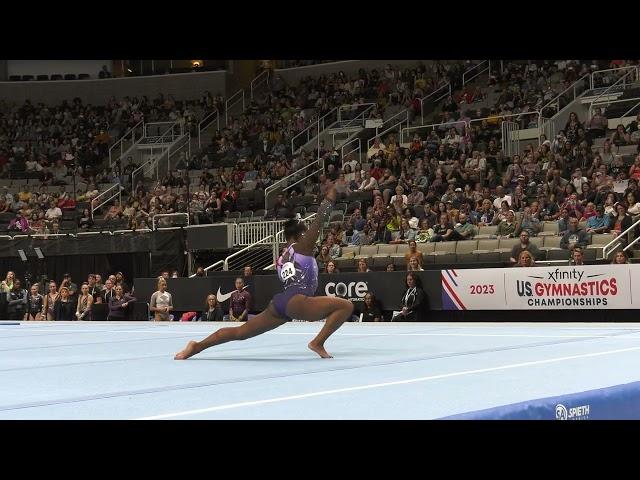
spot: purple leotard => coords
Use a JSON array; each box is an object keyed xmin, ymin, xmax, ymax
[{"xmin": 273, "ymin": 243, "xmax": 318, "ymax": 319}]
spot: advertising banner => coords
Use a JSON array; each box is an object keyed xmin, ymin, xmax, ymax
[{"xmin": 442, "ymin": 265, "xmax": 636, "ymax": 310}]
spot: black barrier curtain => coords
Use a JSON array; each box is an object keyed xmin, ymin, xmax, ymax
[{"xmin": 0, "ymin": 252, "xmax": 150, "ymax": 287}]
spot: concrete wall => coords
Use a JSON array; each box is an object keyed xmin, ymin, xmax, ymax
[
  {"xmin": 7, "ymin": 60, "xmax": 112, "ymax": 79},
  {"xmin": 0, "ymin": 70, "xmax": 227, "ymax": 105},
  {"xmin": 274, "ymin": 60, "xmax": 439, "ymax": 84}
]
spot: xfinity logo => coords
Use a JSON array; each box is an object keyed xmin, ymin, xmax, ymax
[
  {"xmin": 555, "ymin": 403, "xmax": 590, "ymax": 420},
  {"xmin": 546, "ymin": 269, "xmax": 585, "ymax": 283},
  {"xmin": 325, "ymin": 281, "xmax": 368, "ymax": 300}
]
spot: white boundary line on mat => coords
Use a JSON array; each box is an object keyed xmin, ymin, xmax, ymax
[{"xmin": 137, "ymin": 345, "xmax": 640, "ymax": 420}]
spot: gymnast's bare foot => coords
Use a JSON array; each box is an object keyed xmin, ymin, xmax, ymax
[
  {"xmin": 308, "ymin": 341, "xmax": 333, "ymax": 359},
  {"xmin": 174, "ymin": 340, "xmax": 200, "ymax": 360}
]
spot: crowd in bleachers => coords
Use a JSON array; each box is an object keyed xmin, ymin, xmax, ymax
[{"xmin": 2, "ymin": 60, "xmax": 640, "ymax": 273}]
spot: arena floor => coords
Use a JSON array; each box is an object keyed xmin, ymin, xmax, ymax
[{"xmin": 1, "ymin": 321, "xmax": 639, "ymax": 419}]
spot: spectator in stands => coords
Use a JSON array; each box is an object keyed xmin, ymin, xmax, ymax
[
  {"xmin": 560, "ymin": 217, "xmax": 590, "ymax": 251},
  {"xmin": 316, "ymin": 245, "xmax": 332, "ymax": 271},
  {"xmin": 492, "ymin": 186, "xmax": 512, "ymax": 210},
  {"xmin": 349, "ymin": 218, "xmax": 367, "ymax": 246},
  {"xmin": 386, "ymin": 263, "xmax": 395, "ymax": 272},
  {"xmin": 107, "ymin": 285, "xmax": 136, "ymax": 321},
  {"xmin": 356, "ymin": 258, "xmax": 371, "ymax": 273},
  {"xmin": 195, "ymin": 266, "xmax": 205, "ymax": 277},
  {"xmin": 496, "ymin": 210, "xmax": 517, "ymax": 238},
  {"xmin": 407, "ymin": 256, "xmax": 424, "ymax": 272},
  {"xmin": 229, "ymin": 277, "xmax": 251, "ymax": 322},
  {"xmin": 611, "ymin": 124, "xmax": 631, "ymax": 147},
  {"xmin": 628, "ymin": 157, "xmax": 640, "ymax": 183},
  {"xmin": 7, "ymin": 278, "xmax": 27, "ymax": 321},
  {"xmin": 171, "ymin": 270, "xmax": 179, "ymax": 278},
  {"xmin": 324, "ymin": 261, "xmax": 339, "ymax": 274},
  {"xmin": 516, "ymin": 207, "xmax": 541, "ymax": 237},
  {"xmin": 611, "ymin": 250, "xmax": 630, "ymax": 264},
  {"xmin": 509, "ymin": 231, "xmax": 541, "ymax": 264},
  {"xmin": 45, "ymin": 201, "xmax": 62, "ymax": 222},
  {"xmin": 243, "ymin": 265, "xmax": 253, "ymax": 278},
  {"xmin": 78, "ymin": 208, "xmax": 93, "ymax": 230},
  {"xmin": 515, "ymin": 250, "xmax": 535, "ymax": 268},
  {"xmin": 450, "ymin": 213, "xmax": 477, "ymax": 241},
  {"xmin": 150, "ymin": 278, "xmax": 173, "ymax": 321},
  {"xmin": 75, "ymin": 283, "xmax": 93, "ymax": 321},
  {"xmin": 625, "ymin": 191, "xmax": 640, "ymax": 216},
  {"xmin": 54, "ymin": 286, "xmax": 76, "ymax": 321},
  {"xmin": 359, "ymin": 292, "xmax": 383, "ymax": 322},
  {"xmin": 326, "ymin": 235, "xmax": 342, "ymax": 259},
  {"xmin": 431, "ymin": 213, "xmax": 454, "ymax": 242},
  {"xmin": 200, "ymin": 294, "xmax": 224, "ymax": 322},
  {"xmin": 404, "ymin": 240, "xmax": 424, "ymax": 267},
  {"xmin": 8, "ymin": 211, "xmax": 29, "ymax": 232},
  {"xmin": 160, "ymin": 271, "xmax": 170, "ymax": 281},
  {"xmin": 610, "ymin": 202, "xmax": 634, "ymax": 244},
  {"xmin": 586, "ymin": 205, "xmax": 610, "ymax": 234},
  {"xmin": 570, "ymin": 247, "xmax": 585, "ymax": 266},
  {"xmin": 586, "ymin": 108, "xmax": 608, "ymax": 141},
  {"xmin": 392, "ymin": 272, "xmax": 426, "ymax": 322}
]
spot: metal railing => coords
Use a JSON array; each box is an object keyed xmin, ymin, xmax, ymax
[
  {"xmin": 337, "ymin": 102, "xmax": 377, "ymax": 125},
  {"xmin": 223, "ymin": 235, "xmax": 275, "ymax": 271},
  {"xmin": 602, "ymin": 217, "xmax": 640, "ymax": 258},
  {"xmin": 234, "ymin": 219, "xmax": 287, "ymax": 246},
  {"xmin": 250, "ymin": 70, "xmax": 270, "ymax": 101},
  {"xmin": 501, "ymin": 121, "xmax": 520, "ymax": 157},
  {"xmin": 622, "ymin": 98, "xmax": 640, "ymax": 118},
  {"xmin": 367, "ymin": 109, "xmax": 409, "ymax": 150},
  {"xmin": 591, "ymin": 65, "xmax": 640, "ymax": 90},
  {"xmin": 131, "ymin": 150, "xmax": 161, "ymax": 192},
  {"xmin": 341, "ymin": 138, "xmax": 361, "ymax": 166},
  {"xmin": 90, "ymin": 184, "xmax": 122, "ymax": 220},
  {"xmin": 539, "ymin": 73, "xmax": 591, "ymax": 121},
  {"xmin": 420, "ymin": 83, "xmax": 451, "ymax": 124},
  {"xmin": 141, "ymin": 121, "xmax": 183, "ymax": 143},
  {"xmin": 152, "ymin": 213, "xmax": 189, "ymax": 230},
  {"xmin": 588, "ymin": 70, "xmax": 638, "ymax": 120},
  {"xmin": 112, "ymin": 229, "xmax": 152, "ymax": 235},
  {"xmin": 109, "ymin": 120, "xmax": 144, "ymax": 168},
  {"xmin": 155, "ymin": 133, "xmax": 191, "ymax": 181},
  {"xmin": 291, "ymin": 107, "xmax": 339, "ymax": 155},
  {"xmin": 198, "ymin": 109, "xmax": 219, "ymax": 149},
  {"xmin": 462, "ymin": 60, "xmax": 490, "ymax": 87},
  {"xmin": 225, "ymin": 89, "xmax": 245, "ymax": 126},
  {"xmin": 189, "ymin": 260, "xmax": 224, "ymax": 278},
  {"xmin": 264, "ymin": 158, "xmax": 323, "ymax": 210}
]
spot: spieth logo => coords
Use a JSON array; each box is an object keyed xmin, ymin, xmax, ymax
[
  {"xmin": 555, "ymin": 403, "xmax": 590, "ymax": 420},
  {"xmin": 325, "ymin": 281, "xmax": 368, "ymax": 300},
  {"xmin": 555, "ymin": 404, "xmax": 568, "ymax": 420}
]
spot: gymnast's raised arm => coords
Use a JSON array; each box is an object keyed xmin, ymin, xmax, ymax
[{"xmin": 294, "ymin": 184, "xmax": 336, "ymax": 256}]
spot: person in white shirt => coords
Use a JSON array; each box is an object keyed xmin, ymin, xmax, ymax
[
  {"xmin": 390, "ymin": 186, "xmax": 408, "ymax": 208},
  {"xmin": 492, "ymin": 185, "xmax": 512, "ymax": 209},
  {"xmin": 45, "ymin": 201, "xmax": 62, "ymax": 221},
  {"xmin": 367, "ymin": 137, "xmax": 386, "ymax": 159}
]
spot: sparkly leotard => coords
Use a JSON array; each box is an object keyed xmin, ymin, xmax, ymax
[
  {"xmin": 271, "ymin": 199, "xmax": 333, "ymax": 319},
  {"xmin": 272, "ymin": 243, "xmax": 319, "ymax": 319}
]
